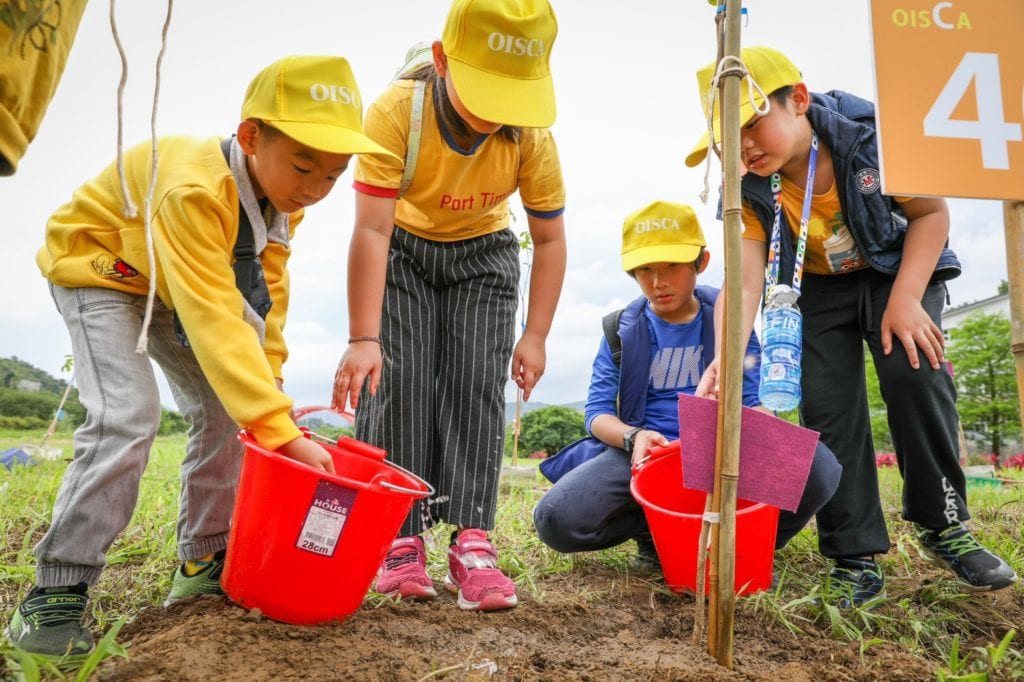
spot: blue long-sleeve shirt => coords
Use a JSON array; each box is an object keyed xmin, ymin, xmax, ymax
[{"xmin": 584, "ymin": 297, "xmax": 761, "ymax": 440}]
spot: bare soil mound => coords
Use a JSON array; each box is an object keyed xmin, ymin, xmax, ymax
[{"xmin": 95, "ymin": 566, "xmax": 948, "ymax": 681}]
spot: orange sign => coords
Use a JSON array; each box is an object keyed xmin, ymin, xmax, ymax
[{"xmin": 870, "ymin": 1, "xmax": 1024, "ymax": 200}]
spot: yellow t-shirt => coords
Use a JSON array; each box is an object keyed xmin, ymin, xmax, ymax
[
  {"xmin": 354, "ymin": 80, "xmax": 565, "ymax": 241},
  {"xmin": 742, "ymin": 176, "xmax": 870, "ymax": 275},
  {"xmin": 36, "ymin": 136, "xmax": 302, "ymax": 449},
  {"xmin": 0, "ymin": 0, "xmax": 88, "ymax": 175}
]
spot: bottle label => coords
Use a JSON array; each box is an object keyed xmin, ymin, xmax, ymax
[
  {"xmin": 762, "ymin": 306, "xmax": 802, "ymax": 348},
  {"xmin": 759, "ymin": 301, "xmax": 803, "ymax": 410}
]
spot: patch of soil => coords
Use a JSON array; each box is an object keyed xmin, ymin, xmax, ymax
[{"xmin": 95, "ymin": 567, "xmax": 949, "ymax": 681}]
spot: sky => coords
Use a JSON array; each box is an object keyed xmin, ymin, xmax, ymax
[{"xmin": 2, "ymin": 0, "xmax": 1011, "ymax": 411}]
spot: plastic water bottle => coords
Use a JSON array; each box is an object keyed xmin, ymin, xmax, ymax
[{"xmin": 758, "ymin": 284, "xmax": 802, "ymax": 411}]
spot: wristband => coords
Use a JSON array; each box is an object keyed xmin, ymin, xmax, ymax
[{"xmin": 348, "ymin": 335, "xmax": 383, "ymax": 348}]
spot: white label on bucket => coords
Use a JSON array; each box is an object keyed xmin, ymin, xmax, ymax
[{"xmin": 296, "ymin": 480, "xmax": 358, "ymax": 557}]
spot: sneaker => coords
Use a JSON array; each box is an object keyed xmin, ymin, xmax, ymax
[
  {"xmin": 632, "ymin": 532, "xmax": 662, "ymax": 574},
  {"xmin": 444, "ymin": 529, "xmax": 518, "ymax": 612},
  {"xmin": 375, "ymin": 535, "xmax": 437, "ymax": 600},
  {"xmin": 165, "ymin": 550, "xmax": 226, "ymax": 606},
  {"xmin": 6, "ymin": 583, "xmax": 94, "ymax": 658},
  {"xmin": 822, "ymin": 558, "xmax": 886, "ymax": 609},
  {"xmin": 914, "ymin": 522, "xmax": 1018, "ymax": 591}
]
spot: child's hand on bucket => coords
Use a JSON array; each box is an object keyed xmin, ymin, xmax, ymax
[
  {"xmin": 630, "ymin": 430, "xmax": 669, "ymax": 467},
  {"xmin": 279, "ymin": 436, "xmax": 336, "ymax": 474}
]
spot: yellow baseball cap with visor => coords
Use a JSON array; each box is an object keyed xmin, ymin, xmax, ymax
[
  {"xmin": 441, "ymin": 0, "xmax": 558, "ymax": 128},
  {"xmin": 242, "ymin": 55, "xmax": 397, "ymax": 158},
  {"xmin": 621, "ymin": 201, "xmax": 706, "ymax": 272},
  {"xmin": 685, "ymin": 46, "xmax": 802, "ymax": 168}
]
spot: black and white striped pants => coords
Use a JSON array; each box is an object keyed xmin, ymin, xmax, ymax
[{"xmin": 356, "ymin": 226, "xmax": 519, "ymax": 536}]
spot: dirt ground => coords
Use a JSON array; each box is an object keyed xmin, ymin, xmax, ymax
[{"xmin": 89, "ymin": 561, "xmax": 1024, "ymax": 682}]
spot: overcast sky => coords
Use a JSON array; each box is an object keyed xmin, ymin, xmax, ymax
[{"xmin": 2, "ymin": 0, "xmax": 1010, "ymax": 411}]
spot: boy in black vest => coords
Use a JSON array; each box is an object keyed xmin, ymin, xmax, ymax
[{"xmin": 688, "ymin": 46, "xmax": 1017, "ymax": 607}]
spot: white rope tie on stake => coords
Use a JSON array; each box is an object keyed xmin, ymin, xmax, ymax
[
  {"xmin": 109, "ymin": 0, "xmax": 137, "ymax": 219},
  {"xmin": 134, "ymin": 0, "xmax": 174, "ymax": 353},
  {"xmin": 109, "ymin": 0, "xmax": 175, "ymax": 353},
  {"xmin": 698, "ymin": 55, "xmax": 771, "ymax": 205},
  {"xmin": 702, "ymin": 511, "xmax": 721, "ymax": 524}
]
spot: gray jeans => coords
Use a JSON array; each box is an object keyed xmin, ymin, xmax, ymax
[{"xmin": 35, "ymin": 284, "xmax": 242, "ymax": 587}]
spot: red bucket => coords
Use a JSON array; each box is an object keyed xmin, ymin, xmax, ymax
[
  {"xmin": 630, "ymin": 442, "xmax": 779, "ymax": 596},
  {"xmin": 222, "ymin": 429, "xmax": 431, "ymax": 625}
]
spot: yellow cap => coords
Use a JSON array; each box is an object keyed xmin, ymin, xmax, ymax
[
  {"xmin": 242, "ymin": 55, "xmax": 396, "ymax": 158},
  {"xmin": 685, "ymin": 46, "xmax": 802, "ymax": 168},
  {"xmin": 621, "ymin": 201, "xmax": 706, "ymax": 271},
  {"xmin": 441, "ymin": 0, "xmax": 558, "ymax": 128}
]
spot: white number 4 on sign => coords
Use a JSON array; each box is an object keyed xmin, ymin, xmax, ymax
[{"xmin": 923, "ymin": 52, "xmax": 1023, "ymax": 170}]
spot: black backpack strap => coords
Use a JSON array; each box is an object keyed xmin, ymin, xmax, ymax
[
  {"xmin": 222, "ymin": 139, "xmax": 272, "ymax": 320},
  {"xmin": 601, "ymin": 308, "xmax": 625, "ymax": 367},
  {"xmin": 172, "ymin": 139, "xmax": 272, "ymax": 347}
]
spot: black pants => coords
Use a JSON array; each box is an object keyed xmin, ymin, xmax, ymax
[
  {"xmin": 356, "ymin": 227, "xmax": 519, "ymax": 536},
  {"xmin": 799, "ymin": 269, "xmax": 966, "ymax": 559},
  {"xmin": 533, "ymin": 442, "xmax": 841, "ymax": 554}
]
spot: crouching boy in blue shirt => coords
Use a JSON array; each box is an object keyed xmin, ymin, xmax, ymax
[{"xmin": 533, "ymin": 200, "xmax": 841, "ymax": 570}]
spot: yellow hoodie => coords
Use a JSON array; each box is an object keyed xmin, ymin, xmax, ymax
[
  {"xmin": 37, "ymin": 135, "xmax": 302, "ymax": 449},
  {"xmin": 0, "ymin": 0, "xmax": 88, "ymax": 175}
]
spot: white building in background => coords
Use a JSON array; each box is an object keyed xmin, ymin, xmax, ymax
[
  {"xmin": 942, "ymin": 292, "xmax": 1010, "ymax": 337},
  {"xmin": 940, "ymin": 291, "xmax": 1021, "ymax": 457}
]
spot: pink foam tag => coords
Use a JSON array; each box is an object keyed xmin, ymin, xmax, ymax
[{"xmin": 676, "ymin": 393, "xmax": 820, "ymax": 512}]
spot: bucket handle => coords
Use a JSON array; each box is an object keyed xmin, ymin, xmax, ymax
[
  {"xmin": 380, "ymin": 479, "xmax": 435, "ymax": 498},
  {"xmin": 293, "ymin": 405, "xmax": 356, "ymax": 422},
  {"xmin": 375, "ymin": 459, "xmax": 435, "ymax": 499},
  {"xmin": 631, "ymin": 439, "xmax": 680, "ymax": 472},
  {"xmin": 304, "ymin": 430, "xmax": 388, "ymax": 464},
  {"xmin": 291, "ymin": 407, "xmax": 434, "ymax": 497},
  {"xmin": 293, "ymin": 407, "xmax": 389, "ymax": 463},
  {"xmin": 335, "ymin": 435, "xmax": 387, "ymax": 462}
]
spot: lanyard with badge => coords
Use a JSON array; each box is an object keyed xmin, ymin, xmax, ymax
[{"xmin": 757, "ymin": 132, "xmax": 818, "ymax": 411}]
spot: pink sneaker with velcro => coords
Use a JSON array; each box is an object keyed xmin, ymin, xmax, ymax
[
  {"xmin": 375, "ymin": 535, "xmax": 437, "ymax": 600},
  {"xmin": 444, "ymin": 529, "xmax": 518, "ymax": 611}
]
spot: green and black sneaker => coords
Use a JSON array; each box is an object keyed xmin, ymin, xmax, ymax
[
  {"xmin": 6, "ymin": 583, "xmax": 94, "ymax": 658},
  {"xmin": 914, "ymin": 522, "xmax": 1018, "ymax": 591},
  {"xmin": 821, "ymin": 558, "xmax": 886, "ymax": 609},
  {"xmin": 164, "ymin": 549, "xmax": 227, "ymax": 606}
]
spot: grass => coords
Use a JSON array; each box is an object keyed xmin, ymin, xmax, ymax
[{"xmin": 2, "ymin": 430, "xmax": 1023, "ymax": 680}]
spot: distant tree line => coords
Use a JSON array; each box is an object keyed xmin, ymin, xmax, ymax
[
  {"xmin": 0, "ymin": 356, "xmax": 188, "ymax": 435},
  {"xmin": 505, "ymin": 405, "xmax": 586, "ymax": 457}
]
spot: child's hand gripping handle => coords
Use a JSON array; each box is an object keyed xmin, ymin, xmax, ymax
[{"xmin": 631, "ymin": 440, "xmax": 680, "ymax": 472}]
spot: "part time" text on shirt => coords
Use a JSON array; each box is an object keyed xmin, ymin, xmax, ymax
[{"xmin": 439, "ymin": 191, "xmax": 510, "ymax": 210}]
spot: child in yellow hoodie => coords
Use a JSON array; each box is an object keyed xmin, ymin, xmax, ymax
[{"xmin": 9, "ymin": 55, "xmax": 395, "ymax": 658}]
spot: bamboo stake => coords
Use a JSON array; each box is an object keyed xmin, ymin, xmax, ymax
[
  {"xmin": 713, "ymin": 0, "xmax": 746, "ymax": 668},
  {"xmin": 706, "ymin": 4, "xmax": 727, "ymax": 659},
  {"xmin": 40, "ymin": 375, "xmax": 75, "ymax": 450},
  {"xmin": 1003, "ymin": 201, "xmax": 1024, "ymax": 440}
]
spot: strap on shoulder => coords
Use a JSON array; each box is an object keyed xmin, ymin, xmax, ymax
[
  {"xmin": 601, "ymin": 308, "xmax": 625, "ymax": 367},
  {"xmin": 399, "ymin": 81, "xmax": 426, "ymax": 198},
  {"xmin": 219, "ymin": 139, "xmax": 257, "ymax": 286}
]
